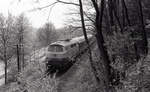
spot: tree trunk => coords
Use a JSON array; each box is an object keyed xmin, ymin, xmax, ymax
[
  {"xmin": 122, "ymin": 0, "xmax": 131, "ymax": 26},
  {"xmin": 91, "ymin": 0, "xmax": 111, "ymax": 91},
  {"xmin": 112, "ymin": 1, "xmax": 123, "ymax": 32},
  {"xmin": 4, "ymin": 47, "xmax": 7, "ymax": 84},
  {"xmin": 108, "ymin": 0, "xmax": 114, "ymax": 27},
  {"xmin": 137, "ymin": 0, "xmax": 148, "ymax": 55},
  {"xmin": 22, "ymin": 45, "xmax": 24, "ymax": 70},
  {"xmin": 17, "ymin": 45, "xmax": 20, "ymax": 73},
  {"xmin": 78, "ymin": 0, "xmax": 100, "ymax": 83},
  {"xmin": 121, "ymin": 0, "xmax": 125, "ymax": 27},
  {"xmin": 121, "ymin": 0, "xmax": 139, "ymax": 61},
  {"xmin": 3, "ymin": 34, "xmax": 7, "ymax": 85}
]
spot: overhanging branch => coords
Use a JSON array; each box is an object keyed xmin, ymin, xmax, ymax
[
  {"xmin": 37, "ymin": 2, "xmax": 58, "ymax": 10},
  {"xmin": 57, "ymin": 0, "xmax": 79, "ymax": 6},
  {"xmin": 28, "ymin": 2, "xmax": 58, "ymax": 12}
]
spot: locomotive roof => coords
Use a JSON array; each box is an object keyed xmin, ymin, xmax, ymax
[{"xmin": 50, "ymin": 34, "xmax": 93, "ymax": 47}]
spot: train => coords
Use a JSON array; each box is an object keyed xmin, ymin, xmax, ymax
[{"xmin": 45, "ymin": 34, "xmax": 94, "ymax": 74}]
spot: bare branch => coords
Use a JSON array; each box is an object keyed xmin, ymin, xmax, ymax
[
  {"xmin": 37, "ymin": 2, "xmax": 58, "ymax": 10},
  {"xmin": 83, "ymin": 11, "xmax": 95, "ymax": 23},
  {"xmin": 47, "ymin": 4, "xmax": 55, "ymax": 21},
  {"xmin": 57, "ymin": 0, "xmax": 79, "ymax": 6},
  {"xmin": 28, "ymin": 0, "xmax": 79, "ymax": 13},
  {"xmin": 28, "ymin": 2, "xmax": 58, "ymax": 12}
]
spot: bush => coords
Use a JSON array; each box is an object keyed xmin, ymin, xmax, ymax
[
  {"xmin": 105, "ymin": 30, "xmax": 137, "ymax": 87},
  {"xmin": 6, "ymin": 60, "xmax": 58, "ymax": 92}
]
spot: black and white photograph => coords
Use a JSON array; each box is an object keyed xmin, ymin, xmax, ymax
[{"xmin": 0, "ymin": 0, "xmax": 150, "ymax": 92}]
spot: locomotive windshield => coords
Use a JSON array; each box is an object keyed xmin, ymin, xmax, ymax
[{"xmin": 48, "ymin": 45, "xmax": 64, "ymax": 52}]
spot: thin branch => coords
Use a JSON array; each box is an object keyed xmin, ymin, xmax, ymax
[
  {"xmin": 28, "ymin": 2, "xmax": 58, "ymax": 12},
  {"xmin": 29, "ymin": 0, "xmax": 79, "ymax": 12},
  {"xmin": 83, "ymin": 11, "xmax": 95, "ymax": 23},
  {"xmin": 47, "ymin": 4, "xmax": 55, "ymax": 21},
  {"xmin": 37, "ymin": 2, "xmax": 58, "ymax": 10},
  {"xmin": 57, "ymin": 0, "xmax": 79, "ymax": 6}
]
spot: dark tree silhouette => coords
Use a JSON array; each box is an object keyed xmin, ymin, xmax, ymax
[
  {"xmin": 78, "ymin": 0, "xmax": 100, "ymax": 84},
  {"xmin": 91, "ymin": 0, "xmax": 111, "ymax": 91}
]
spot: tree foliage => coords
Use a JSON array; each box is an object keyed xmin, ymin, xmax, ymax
[{"xmin": 36, "ymin": 22, "xmax": 58, "ymax": 47}]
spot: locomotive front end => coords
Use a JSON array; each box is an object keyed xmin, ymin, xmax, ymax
[{"xmin": 46, "ymin": 44, "xmax": 70, "ymax": 69}]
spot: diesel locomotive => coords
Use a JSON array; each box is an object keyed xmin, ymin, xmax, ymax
[{"xmin": 45, "ymin": 34, "xmax": 94, "ymax": 73}]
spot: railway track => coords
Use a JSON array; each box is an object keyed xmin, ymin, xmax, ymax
[
  {"xmin": 55, "ymin": 40, "xmax": 97, "ymax": 92},
  {"xmin": 47, "ymin": 38, "xmax": 96, "ymax": 77},
  {"xmin": 57, "ymin": 43, "xmax": 96, "ymax": 92}
]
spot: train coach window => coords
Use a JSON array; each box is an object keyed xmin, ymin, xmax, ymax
[{"xmin": 48, "ymin": 45, "xmax": 64, "ymax": 52}]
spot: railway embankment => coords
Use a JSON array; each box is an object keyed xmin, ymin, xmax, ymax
[
  {"xmin": 56, "ymin": 48, "xmax": 98, "ymax": 92},
  {"xmin": 0, "ymin": 41, "xmax": 99, "ymax": 92},
  {"xmin": 1, "ymin": 39, "xmax": 150, "ymax": 92}
]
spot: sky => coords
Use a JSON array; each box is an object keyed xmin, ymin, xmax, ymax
[{"xmin": 0, "ymin": 0, "xmax": 74, "ymax": 28}]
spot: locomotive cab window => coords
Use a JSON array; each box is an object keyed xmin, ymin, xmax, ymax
[
  {"xmin": 70, "ymin": 44, "xmax": 76, "ymax": 48},
  {"xmin": 48, "ymin": 45, "xmax": 64, "ymax": 52}
]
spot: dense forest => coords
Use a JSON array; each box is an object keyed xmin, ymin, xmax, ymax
[{"xmin": 0, "ymin": 0, "xmax": 150, "ymax": 92}]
